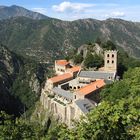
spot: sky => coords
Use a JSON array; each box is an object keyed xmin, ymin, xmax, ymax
[{"xmin": 0, "ymin": 0, "xmax": 140, "ymax": 21}]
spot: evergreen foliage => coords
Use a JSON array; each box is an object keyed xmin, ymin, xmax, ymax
[
  {"xmin": 0, "ymin": 44, "xmax": 46, "ymax": 116},
  {"xmin": 84, "ymin": 52, "xmax": 103, "ymax": 68},
  {"xmin": 0, "ymin": 111, "xmax": 43, "ymax": 140},
  {"xmin": 53, "ymin": 67, "xmax": 140, "ymax": 140},
  {"xmin": 95, "ymin": 37, "xmax": 102, "ymax": 45},
  {"xmin": 0, "ymin": 55, "xmax": 140, "ymax": 139},
  {"xmin": 102, "ymin": 40, "xmax": 116, "ymax": 50},
  {"xmin": 10, "ymin": 60, "xmax": 45, "ymax": 117},
  {"xmin": 1, "ymin": 17, "xmax": 140, "ymax": 62},
  {"xmin": 73, "ymin": 54, "xmax": 83, "ymax": 64},
  {"xmin": 117, "ymin": 51, "xmax": 140, "ymax": 78}
]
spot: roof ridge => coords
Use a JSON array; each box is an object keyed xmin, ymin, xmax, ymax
[
  {"xmin": 76, "ymin": 79, "xmax": 105, "ymax": 96},
  {"xmin": 48, "ymin": 73, "xmax": 73, "ymax": 83}
]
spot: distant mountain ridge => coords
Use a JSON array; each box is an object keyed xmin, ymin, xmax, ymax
[
  {"xmin": 0, "ymin": 5, "xmax": 48, "ymax": 20},
  {"xmin": 0, "ymin": 5, "xmax": 140, "ymax": 62}
]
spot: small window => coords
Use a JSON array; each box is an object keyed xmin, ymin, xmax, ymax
[
  {"xmin": 61, "ymin": 69, "xmax": 64, "ymax": 72},
  {"xmin": 74, "ymin": 87, "xmax": 76, "ymax": 89},
  {"xmin": 112, "ymin": 54, "xmax": 114, "ymax": 58},
  {"xmin": 107, "ymin": 54, "xmax": 109, "ymax": 57},
  {"xmin": 112, "ymin": 60, "xmax": 114, "ymax": 64},
  {"xmin": 107, "ymin": 60, "xmax": 109, "ymax": 63}
]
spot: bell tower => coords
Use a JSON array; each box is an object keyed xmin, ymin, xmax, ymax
[{"xmin": 104, "ymin": 50, "xmax": 117, "ymax": 72}]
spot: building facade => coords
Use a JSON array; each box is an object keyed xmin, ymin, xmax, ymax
[{"xmin": 40, "ymin": 50, "xmax": 118, "ymax": 127}]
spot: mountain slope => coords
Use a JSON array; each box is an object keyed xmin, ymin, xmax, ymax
[
  {"xmin": 0, "ymin": 5, "xmax": 48, "ymax": 20},
  {"xmin": 0, "ymin": 44, "xmax": 45, "ymax": 116},
  {"xmin": 0, "ymin": 17, "xmax": 140, "ymax": 62}
]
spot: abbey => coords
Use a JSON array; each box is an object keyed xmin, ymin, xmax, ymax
[{"xmin": 40, "ymin": 50, "xmax": 118, "ymax": 127}]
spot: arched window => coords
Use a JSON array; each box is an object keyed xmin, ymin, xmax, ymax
[
  {"xmin": 112, "ymin": 54, "xmax": 114, "ymax": 58},
  {"xmin": 107, "ymin": 54, "xmax": 109, "ymax": 57},
  {"xmin": 112, "ymin": 60, "xmax": 114, "ymax": 64},
  {"xmin": 107, "ymin": 60, "xmax": 109, "ymax": 63}
]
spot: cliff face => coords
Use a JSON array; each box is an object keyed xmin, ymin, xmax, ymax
[
  {"xmin": 0, "ymin": 44, "xmax": 45, "ymax": 116},
  {"xmin": 0, "ymin": 45, "xmax": 22, "ymax": 114}
]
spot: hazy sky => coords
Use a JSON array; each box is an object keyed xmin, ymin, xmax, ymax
[{"xmin": 0, "ymin": 0, "xmax": 140, "ymax": 21}]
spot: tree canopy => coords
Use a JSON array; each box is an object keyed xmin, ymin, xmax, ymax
[
  {"xmin": 102, "ymin": 40, "xmax": 116, "ymax": 50},
  {"xmin": 84, "ymin": 52, "xmax": 103, "ymax": 68},
  {"xmin": 51, "ymin": 67, "xmax": 140, "ymax": 140}
]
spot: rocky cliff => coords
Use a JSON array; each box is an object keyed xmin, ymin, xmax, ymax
[{"xmin": 0, "ymin": 44, "xmax": 45, "ymax": 116}]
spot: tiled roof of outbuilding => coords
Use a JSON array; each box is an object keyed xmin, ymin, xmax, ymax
[
  {"xmin": 48, "ymin": 73, "xmax": 73, "ymax": 83},
  {"xmin": 55, "ymin": 60, "xmax": 69, "ymax": 66},
  {"xmin": 76, "ymin": 79, "xmax": 105, "ymax": 96},
  {"xmin": 67, "ymin": 66, "xmax": 81, "ymax": 73}
]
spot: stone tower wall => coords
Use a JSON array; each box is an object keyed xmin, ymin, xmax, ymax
[{"xmin": 104, "ymin": 50, "xmax": 117, "ymax": 72}]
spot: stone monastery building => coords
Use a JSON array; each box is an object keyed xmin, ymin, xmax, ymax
[{"xmin": 41, "ymin": 50, "xmax": 117, "ymax": 127}]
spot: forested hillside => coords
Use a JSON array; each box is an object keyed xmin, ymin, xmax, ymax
[
  {"xmin": 0, "ymin": 17, "xmax": 140, "ymax": 63},
  {"xmin": 0, "ymin": 67, "xmax": 140, "ymax": 139},
  {"xmin": 0, "ymin": 6, "xmax": 140, "ymax": 139},
  {"xmin": 66, "ymin": 41, "xmax": 140, "ymax": 78},
  {"xmin": 0, "ymin": 5, "xmax": 48, "ymax": 20},
  {"xmin": 0, "ymin": 44, "xmax": 46, "ymax": 116},
  {"xmin": 46, "ymin": 67, "xmax": 140, "ymax": 140}
]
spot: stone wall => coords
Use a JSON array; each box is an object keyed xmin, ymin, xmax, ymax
[
  {"xmin": 40, "ymin": 89, "xmax": 85, "ymax": 127},
  {"xmin": 104, "ymin": 50, "xmax": 117, "ymax": 72},
  {"xmin": 55, "ymin": 64, "xmax": 66, "ymax": 75}
]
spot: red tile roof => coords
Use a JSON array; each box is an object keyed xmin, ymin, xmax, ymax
[
  {"xmin": 55, "ymin": 60, "xmax": 69, "ymax": 66},
  {"xmin": 76, "ymin": 79, "xmax": 105, "ymax": 96},
  {"xmin": 48, "ymin": 73, "xmax": 73, "ymax": 83},
  {"xmin": 67, "ymin": 66, "xmax": 81, "ymax": 73}
]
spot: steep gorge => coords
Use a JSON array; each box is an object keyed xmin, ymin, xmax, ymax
[{"xmin": 0, "ymin": 44, "xmax": 46, "ymax": 116}]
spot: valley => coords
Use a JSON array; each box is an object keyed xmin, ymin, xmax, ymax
[
  {"xmin": 0, "ymin": 4, "xmax": 140, "ymax": 140},
  {"xmin": 0, "ymin": 16, "xmax": 140, "ymax": 63}
]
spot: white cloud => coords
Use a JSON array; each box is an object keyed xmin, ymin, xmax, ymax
[
  {"xmin": 111, "ymin": 12, "xmax": 125, "ymax": 17},
  {"xmin": 105, "ymin": 11, "xmax": 125, "ymax": 18},
  {"xmin": 52, "ymin": 1, "xmax": 95, "ymax": 13},
  {"xmin": 32, "ymin": 8, "xmax": 47, "ymax": 15}
]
